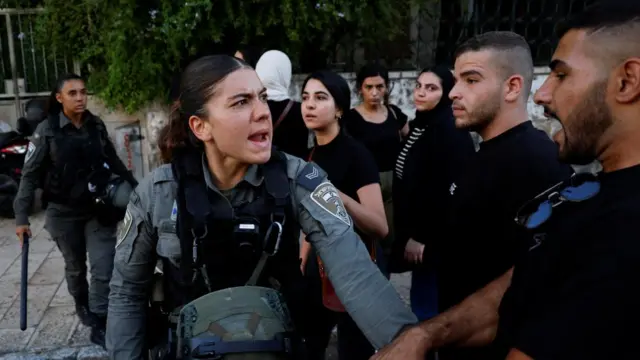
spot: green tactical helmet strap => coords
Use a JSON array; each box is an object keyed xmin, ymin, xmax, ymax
[{"xmin": 176, "ymin": 286, "xmax": 297, "ymax": 359}]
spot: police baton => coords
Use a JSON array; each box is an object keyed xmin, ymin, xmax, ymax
[{"xmin": 20, "ymin": 232, "xmax": 29, "ymax": 331}]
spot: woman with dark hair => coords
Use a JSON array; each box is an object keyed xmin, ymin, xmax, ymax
[
  {"xmin": 105, "ymin": 55, "xmax": 416, "ymax": 360},
  {"xmin": 391, "ymin": 66, "xmax": 475, "ymax": 324},
  {"xmin": 13, "ymin": 73, "xmax": 137, "ymax": 349},
  {"xmin": 344, "ymin": 63, "xmax": 410, "ymax": 263},
  {"xmin": 299, "ymin": 70, "xmax": 387, "ymax": 360}
]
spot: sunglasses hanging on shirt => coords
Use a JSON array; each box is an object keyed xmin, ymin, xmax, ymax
[{"xmin": 515, "ymin": 172, "xmax": 600, "ymax": 230}]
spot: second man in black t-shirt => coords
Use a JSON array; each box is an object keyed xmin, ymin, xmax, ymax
[{"xmin": 432, "ymin": 32, "xmax": 573, "ymax": 360}]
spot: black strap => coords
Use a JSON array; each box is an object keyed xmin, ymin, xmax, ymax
[
  {"xmin": 274, "ymin": 100, "xmax": 294, "ymax": 130},
  {"xmin": 262, "ymin": 150, "xmax": 290, "ymax": 222},
  {"xmin": 173, "ymin": 150, "xmax": 212, "ymax": 288}
]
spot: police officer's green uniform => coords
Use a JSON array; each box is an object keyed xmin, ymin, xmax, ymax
[
  {"xmin": 106, "ymin": 150, "xmax": 417, "ymax": 360},
  {"xmin": 13, "ymin": 111, "xmax": 136, "ymax": 339}
]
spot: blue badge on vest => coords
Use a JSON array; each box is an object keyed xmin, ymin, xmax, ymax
[{"xmin": 296, "ymin": 162, "xmax": 323, "ymax": 191}]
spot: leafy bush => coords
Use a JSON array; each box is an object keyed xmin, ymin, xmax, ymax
[{"xmin": 7, "ymin": 0, "xmax": 415, "ymax": 113}]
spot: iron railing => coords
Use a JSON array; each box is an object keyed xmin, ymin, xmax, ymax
[
  {"xmin": 302, "ymin": 0, "xmax": 597, "ymax": 73},
  {"xmin": 436, "ymin": 0, "xmax": 599, "ymax": 67},
  {"xmin": 0, "ymin": 8, "xmax": 76, "ymax": 116}
]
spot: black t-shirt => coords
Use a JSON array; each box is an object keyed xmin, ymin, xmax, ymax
[
  {"xmin": 307, "ymin": 132, "xmax": 379, "ymax": 201},
  {"xmin": 268, "ymin": 99, "xmax": 309, "ymax": 159},
  {"xmin": 436, "ymin": 121, "xmax": 574, "ymax": 360},
  {"xmin": 344, "ymin": 105, "xmax": 408, "ymax": 172},
  {"xmin": 495, "ymin": 164, "xmax": 640, "ymax": 360}
]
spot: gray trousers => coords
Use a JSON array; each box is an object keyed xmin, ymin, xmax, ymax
[{"xmin": 45, "ymin": 204, "xmax": 117, "ymax": 317}]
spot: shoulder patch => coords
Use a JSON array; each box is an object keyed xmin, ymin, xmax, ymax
[
  {"xmin": 296, "ymin": 162, "xmax": 324, "ymax": 191},
  {"xmin": 310, "ymin": 182, "xmax": 351, "ymax": 226},
  {"xmin": 24, "ymin": 142, "xmax": 36, "ymax": 163},
  {"xmin": 116, "ymin": 210, "xmax": 133, "ymax": 248}
]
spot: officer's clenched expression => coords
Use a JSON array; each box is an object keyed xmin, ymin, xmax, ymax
[
  {"xmin": 450, "ymin": 50, "xmax": 504, "ymax": 133},
  {"xmin": 56, "ymin": 79, "xmax": 87, "ymax": 116},
  {"xmin": 301, "ymin": 79, "xmax": 343, "ymax": 132},
  {"xmin": 534, "ymin": 29, "xmax": 614, "ymax": 166},
  {"xmin": 188, "ymin": 68, "xmax": 272, "ymax": 165}
]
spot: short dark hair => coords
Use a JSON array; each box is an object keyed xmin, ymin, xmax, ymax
[
  {"xmin": 556, "ymin": 1, "xmax": 640, "ymax": 38},
  {"xmin": 556, "ymin": 1, "xmax": 640, "ymax": 69},
  {"xmin": 454, "ymin": 31, "xmax": 534, "ymax": 98}
]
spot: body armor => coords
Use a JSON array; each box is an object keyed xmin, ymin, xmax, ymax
[
  {"xmin": 43, "ymin": 111, "xmax": 111, "ymax": 207},
  {"xmin": 152, "ymin": 149, "xmax": 307, "ymax": 359}
]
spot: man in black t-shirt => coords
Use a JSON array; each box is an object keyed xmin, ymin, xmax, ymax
[
  {"xmin": 372, "ymin": 1, "xmax": 640, "ymax": 360},
  {"xmin": 436, "ymin": 31, "xmax": 572, "ymax": 360}
]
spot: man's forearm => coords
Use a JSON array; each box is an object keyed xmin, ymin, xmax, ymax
[{"xmin": 414, "ymin": 268, "xmax": 513, "ymax": 350}]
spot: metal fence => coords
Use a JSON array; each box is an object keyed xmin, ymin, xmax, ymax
[
  {"xmin": 436, "ymin": 0, "xmax": 599, "ymax": 66},
  {"xmin": 0, "ymin": 8, "xmax": 75, "ymax": 116},
  {"xmin": 313, "ymin": 0, "xmax": 598, "ymax": 73}
]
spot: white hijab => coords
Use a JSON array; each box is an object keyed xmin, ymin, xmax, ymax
[{"xmin": 255, "ymin": 50, "xmax": 292, "ymax": 102}]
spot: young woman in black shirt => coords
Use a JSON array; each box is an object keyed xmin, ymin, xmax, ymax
[
  {"xmin": 299, "ymin": 70, "xmax": 388, "ymax": 360},
  {"xmin": 344, "ymin": 64, "xmax": 409, "ymax": 260},
  {"xmin": 392, "ymin": 66, "xmax": 476, "ymax": 322}
]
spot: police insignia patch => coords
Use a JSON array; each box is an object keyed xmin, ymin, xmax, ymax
[
  {"xmin": 310, "ymin": 182, "xmax": 351, "ymax": 226},
  {"xmin": 116, "ymin": 210, "xmax": 133, "ymax": 248},
  {"xmin": 24, "ymin": 142, "xmax": 36, "ymax": 163}
]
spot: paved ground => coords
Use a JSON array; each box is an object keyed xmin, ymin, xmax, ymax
[{"xmin": 0, "ymin": 211, "xmax": 411, "ymax": 359}]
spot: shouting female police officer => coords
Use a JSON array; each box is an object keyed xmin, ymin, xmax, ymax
[
  {"xmin": 14, "ymin": 73, "xmax": 137, "ymax": 348},
  {"xmin": 105, "ymin": 55, "xmax": 417, "ymax": 360}
]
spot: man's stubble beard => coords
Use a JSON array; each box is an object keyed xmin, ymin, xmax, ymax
[
  {"xmin": 558, "ymin": 81, "xmax": 612, "ymax": 165},
  {"xmin": 456, "ymin": 93, "xmax": 502, "ymax": 135}
]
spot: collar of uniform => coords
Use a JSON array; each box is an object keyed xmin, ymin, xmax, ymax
[
  {"xmin": 59, "ymin": 111, "xmax": 89, "ymax": 129},
  {"xmin": 201, "ymin": 154, "xmax": 264, "ymax": 191}
]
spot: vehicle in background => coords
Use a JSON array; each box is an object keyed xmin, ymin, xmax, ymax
[{"xmin": 0, "ymin": 97, "xmax": 48, "ymax": 218}]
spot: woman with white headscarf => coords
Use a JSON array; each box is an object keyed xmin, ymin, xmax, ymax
[{"xmin": 255, "ymin": 50, "xmax": 309, "ymax": 159}]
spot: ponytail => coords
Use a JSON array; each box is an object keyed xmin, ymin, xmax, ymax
[{"xmin": 157, "ymin": 100, "xmax": 192, "ymax": 162}]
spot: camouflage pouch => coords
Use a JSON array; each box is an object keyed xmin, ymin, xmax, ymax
[{"xmin": 176, "ymin": 286, "xmax": 302, "ymax": 359}]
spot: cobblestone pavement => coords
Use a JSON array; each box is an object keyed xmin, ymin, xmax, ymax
[{"xmin": 0, "ymin": 211, "xmax": 411, "ymax": 359}]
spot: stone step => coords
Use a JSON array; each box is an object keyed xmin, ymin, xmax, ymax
[{"xmin": 0, "ymin": 345, "xmax": 107, "ymax": 360}]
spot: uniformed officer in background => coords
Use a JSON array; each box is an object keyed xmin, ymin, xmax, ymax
[
  {"xmin": 14, "ymin": 73, "xmax": 138, "ymax": 349},
  {"xmin": 106, "ymin": 55, "xmax": 417, "ymax": 360}
]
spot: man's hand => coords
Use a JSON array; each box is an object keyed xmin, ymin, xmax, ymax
[
  {"xmin": 16, "ymin": 225, "xmax": 31, "ymax": 245},
  {"xmin": 404, "ymin": 238, "xmax": 425, "ymax": 263},
  {"xmin": 373, "ymin": 269, "xmax": 514, "ymax": 359},
  {"xmin": 370, "ymin": 326, "xmax": 431, "ymax": 359}
]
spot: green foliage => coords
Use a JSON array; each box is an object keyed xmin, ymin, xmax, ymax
[{"xmin": 12, "ymin": 0, "xmax": 417, "ymax": 113}]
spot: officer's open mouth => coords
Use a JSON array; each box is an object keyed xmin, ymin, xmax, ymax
[{"xmin": 248, "ymin": 131, "xmax": 269, "ymax": 143}]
